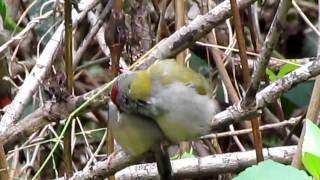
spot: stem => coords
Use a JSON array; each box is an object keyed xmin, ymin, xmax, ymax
[{"xmin": 63, "ymin": 0, "xmax": 74, "ymax": 177}]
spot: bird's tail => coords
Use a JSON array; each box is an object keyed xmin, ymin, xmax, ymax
[{"xmin": 154, "ymin": 146, "xmax": 173, "ymax": 180}]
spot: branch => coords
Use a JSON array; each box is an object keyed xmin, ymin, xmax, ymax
[
  {"xmin": 212, "ymin": 59, "xmax": 320, "ymax": 129},
  {"xmin": 73, "ymin": 0, "xmax": 113, "ymax": 68},
  {"xmin": 56, "ymin": 150, "xmax": 142, "ymax": 180},
  {"xmin": 203, "ymin": 116, "xmax": 299, "ymax": 139},
  {"xmin": 134, "ymin": 0, "xmax": 256, "ymax": 70},
  {"xmin": 0, "ymin": 0, "xmax": 100, "ymax": 133},
  {"xmin": 243, "ymin": 0, "xmax": 292, "ymax": 106},
  {"xmin": 0, "ymin": 90, "xmax": 108, "ymax": 144},
  {"xmin": 57, "ymin": 146, "xmax": 296, "ymax": 179}
]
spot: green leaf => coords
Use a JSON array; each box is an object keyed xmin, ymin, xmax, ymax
[
  {"xmin": 266, "ymin": 68, "xmax": 277, "ymax": 81},
  {"xmin": 171, "ymin": 150, "xmax": 194, "ymax": 160},
  {"xmin": 266, "ymin": 64, "xmax": 299, "ymax": 82},
  {"xmin": 188, "ymin": 51, "xmax": 210, "ymax": 74},
  {"xmin": 302, "ymin": 119, "xmax": 320, "ymax": 179},
  {"xmin": 277, "ymin": 64, "xmax": 299, "ymax": 78},
  {"xmin": 0, "ymin": 0, "xmax": 6, "ymax": 20},
  {"xmin": 234, "ymin": 160, "xmax": 311, "ymax": 180},
  {"xmin": 4, "ymin": 16, "xmax": 22, "ymax": 32},
  {"xmin": 282, "ymin": 81, "xmax": 313, "ymax": 108}
]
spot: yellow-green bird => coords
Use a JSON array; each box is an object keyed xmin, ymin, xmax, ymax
[
  {"xmin": 110, "ymin": 59, "xmax": 219, "ymax": 143},
  {"xmin": 109, "ymin": 102, "xmax": 173, "ymax": 180},
  {"xmin": 109, "ymin": 59, "xmax": 219, "ymax": 179}
]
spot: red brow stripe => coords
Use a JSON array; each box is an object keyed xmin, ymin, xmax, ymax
[
  {"xmin": 0, "ymin": 96, "xmax": 11, "ymax": 108},
  {"xmin": 111, "ymin": 84, "xmax": 118, "ymax": 103}
]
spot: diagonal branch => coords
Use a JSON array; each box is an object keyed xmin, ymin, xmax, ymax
[
  {"xmin": 212, "ymin": 59, "xmax": 320, "ymax": 129},
  {"xmin": 134, "ymin": 0, "xmax": 256, "ymax": 70},
  {"xmin": 243, "ymin": 0, "xmax": 292, "ymax": 106}
]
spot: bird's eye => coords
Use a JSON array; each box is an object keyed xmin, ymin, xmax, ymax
[{"xmin": 125, "ymin": 96, "xmax": 129, "ymax": 104}]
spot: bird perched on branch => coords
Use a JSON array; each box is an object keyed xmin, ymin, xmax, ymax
[
  {"xmin": 109, "ymin": 101, "xmax": 172, "ymax": 179},
  {"xmin": 109, "ymin": 59, "xmax": 220, "ymax": 179}
]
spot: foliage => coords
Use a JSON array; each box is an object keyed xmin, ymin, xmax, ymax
[
  {"xmin": 4, "ymin": 16, "xmax": 22, "ymax": 32},
  {"xmin": 0, "ymin": 0, "xmax": 319, "ymax": 179},
  {"xmin": 266, "ymin": 64, "xmax": 299, "ymax": 81},
  {"xmin": 303, "ymin": 119, "xmax": 320, "ymax": 180},
  {"xmin": 0, "ymin": 0, "xmax": 6, "ymax": 20},
  {"xmin": 171, "ymin": 149, "xmax": 195, "ymax": 160},
  {"xmin": 234, "ymin": 160, "xmax": 312, "ymax": 180}
]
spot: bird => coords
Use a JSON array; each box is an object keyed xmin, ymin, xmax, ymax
[
  {"xmin": 108, "ymin": 101, "xmax": 173, "ymax": 180},
  {"xmin": 110, "ymin": 59, "xmax": 220, "ymax": 142},
  {"xmin": 109, "ymin": 59, "xmax": 220, "ymax": 179}
]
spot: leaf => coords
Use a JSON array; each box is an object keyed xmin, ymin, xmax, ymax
[
  {"xmin": 277, "ymin": 64, "xmax": 299, "ymax": 78},
  {"xmin": 266, "ymin": 64, "xmax": 299, "ymax": 82},
  {"xmin": 0, "ymin": 0, "xmax": 6, "ymax": 20},
  {"xmin": 302, "ymin": 119, "xmax": 320, "ymax": 179},
  {"xmin": 4, "ymin": 16, "xmax": 22, "ymax": 32},
  {"xmin": 234, "ymin": 160, "xmax": 311, "ymax": 180},
  {"xmin": 266, "ymin": 68, "xmax": 277, "ymax": 81},
  {"xmin": 282, "ymin": 81, "xmax": 313, "ymax": 107},
  {"xmin": 171, "ymin": 150, "xmax": 194, "ymax": 160},
  {"xmin": 188, "ymin": 51, "xmax": 209, "ymax": 73}
]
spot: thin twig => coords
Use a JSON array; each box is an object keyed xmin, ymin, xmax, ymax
[
  {"xmin": 72, "ymin": 0, "xmax": 113, "ymax": 68},
  {"xmin": 292, "ymin": 0, "xmax": 320, "ymax": 37},
  {"xmin": 63, "ymin": 0, "xmax": 74, "ymax": 176},
  {"xmin": 243, "ymin": 0, "xmax": 292, "ymax": 105},
  {"xmin": 202, "ymin": 117, "xmax": 299, "ymax": 139},
  {"xmin": 134, "ymin": 0, "xmax": 256, "ymax": 70}
]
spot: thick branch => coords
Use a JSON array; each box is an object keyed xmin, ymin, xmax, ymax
[{"xmin": 58, "ymin": 146, "xmax": 296, "ymax": 179}]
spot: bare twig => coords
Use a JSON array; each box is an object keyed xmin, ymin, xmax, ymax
[
  {"xmin": 134, "ymin": 0, "xmax": 256, "ymax": 70},
  {"xmin": 243, "ymin": 0, "xmax": 292, "ymax": 106},
  {"xmin": 202, "ymin": 117, "xmax": 299, "ymax": 139},
  {"xmin": 292, "ymin": 0, "xmax": 320, "ymax": 37},
  {"xmin": 212, "ymin": 59, "xmax": 320, "ymax": 129},
  {"xmin": 175, "ymin": 0, "xmax": 186, "ymax": 64},
  {"xmin": 0, "ymin": 11, "xmax": 53, "ymax": 54},
  {"xmin": 63, "ymin": 0, "xmax": 74, "ymax": 177},
  {"xmin": 73, "ymin": 0, "xmax": 113, "ymax": 68},
  {"xmin": 227, "ymin": 0, "xmax": 263, "ymax": 158},
  {"xmin": 0, "ymin": 143, "xmax": 9, "ymax": 180}
]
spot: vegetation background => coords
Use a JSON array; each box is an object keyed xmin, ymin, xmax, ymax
[{"xmin": 0, "ymin": 0, "xmax": 319, "ymax": 179}]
